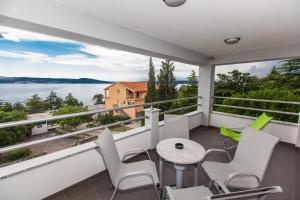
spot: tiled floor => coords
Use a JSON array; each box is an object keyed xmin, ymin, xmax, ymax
[{"xmin": 45, "ymin": 126, "xmax": 300, "ymax": 200}]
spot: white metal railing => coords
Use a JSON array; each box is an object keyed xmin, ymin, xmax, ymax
[
  {"xmin": 0, "ymin": 116, "xmax": 146, "ymax": 154},
  {"xmin": 0, "ymin": 96, "xmax": 201, "ymax": 154},
  {"xmin": 159, "ymin": 104, "xmax": 200, "ymax": 115},
  {"xmin": 214, "ymin": 96, "xmax": 300, "ymax": 106},
  {"xmin": 213, "ymin": 96, "xmax": 300, "ymax": 116},
  {"xmin": 0, "ymin": 96, "xmax": 200, "ymax": 129}
]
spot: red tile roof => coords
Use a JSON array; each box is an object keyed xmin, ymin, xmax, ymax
[{"xmin": 105, "ymin": 82, "xmax": 148, "ymax": 92}]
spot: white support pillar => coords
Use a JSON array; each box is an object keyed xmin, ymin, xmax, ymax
[
  {"xmin": 198, "ymin": 64, "xmax": 215, "ymax": 126},
  {"xmin": 144, "ymin": 108, "xmax": 160, "ymax": 149},
  {"xmin": 296, "ymin": 112, "xmax": 300, "ymax": 148}
]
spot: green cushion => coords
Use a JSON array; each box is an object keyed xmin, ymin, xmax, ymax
[
  {"xmin": 220, "ymin": 127, "xmax": 236, "ymax": 137},
  {"xmin": 250, "ymin": 113, "xmax": 273, "ymax": 130}
]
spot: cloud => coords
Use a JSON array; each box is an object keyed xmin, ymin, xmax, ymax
[
  {"xmin": 0, "ymin": 26, "xmax": 74, "ymax": 43},
  {"xmin": 215, "ymin": 60, "xmax": 281, "ymax": 78},
  {"xmin": 0, "ymin": 26, "xmax": 198, "ymax": 81}
]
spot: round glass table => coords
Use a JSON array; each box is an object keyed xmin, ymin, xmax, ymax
[{"xmin": 156, "ymin": 138, "xmax": 205, "ymax": 188}]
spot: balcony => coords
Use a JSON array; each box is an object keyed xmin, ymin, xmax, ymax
[
  {"xmin": 0, "ymin": 1, "xmax": 300, "ymax": 199},
  {"xmin": 0, "ymin": 95, "xmax": 299, "ymax": 199},
  {"xmin": 22, "ymin": 126, "xmax": 300, "ymax": 200}
]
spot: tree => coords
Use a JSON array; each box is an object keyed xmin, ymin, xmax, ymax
[
  {"xmin": 13, "ymin": 102, "xmax": 26, "ymax": 112},
  {"xmin": 92, "ymin": 94, "xmax": 104, "ymax": 105},
  {"xmin": 278, "ymin": 59, "xmax": 300, "ymax": 75},
  {"xmin": 44, "ymin": 91, "xmax": 63, "ymax": 110},
  {"xmin": 216, "ymin": 89, "xmax": 300, "ymax": 123},
  {"xmin": 174, "ymin": 70, "xmax": 198, "ymax": 113},
  {"xmin": 25, "ymin": 94, "xmax": 45, "ymax": 113},
  {"xmin": 145, "ymin": 57, "xmax": 157, "ymax": 103},
  {"xmin": 0, "ymin": 102, "xmax": 13, "ymax": 112},
  {"xmin": 52, "ymin": 105, "xmax": 89, "ymax": 130},
  {"xmin": 157, "ymin": 60, "xmax": 177, "ymax": 112},
  {"xmin": 214, "ymin": 70, "xmax": 259, "ymax": 97},
  {"xmin": 64, "ymin": 93, "xmax": 82, "ymax": 106},
  {"xmin": 0, "ymin": 110, "xmax": 32, "ymax": 147}
]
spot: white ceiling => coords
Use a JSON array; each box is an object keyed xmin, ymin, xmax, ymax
[{"xmin": 53, "ymin": 0, "xmax": 300, "ymax": 57}]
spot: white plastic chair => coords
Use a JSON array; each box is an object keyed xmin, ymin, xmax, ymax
[
  {"xmin": 163, "ymin": 114, "xmax": 189, "ymax": 139},
  {"xmin": 165, "ymin": 185, "xmax": 282, "ymax": 200},
  {"xmin": 95, "ymin": 128, "xmax": 160, "ymax": 200},
  {"xmin": 202, "ymin": 127, "xmax": 279, "ymax": 191}
]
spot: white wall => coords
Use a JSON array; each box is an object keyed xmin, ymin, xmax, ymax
[
  {"xmin": 0, "ymin": 111, "xmax": 202, "ymax": 200},
  {"xmin": 31, "ymin": 124, "xmax": 48, "ymax": 135},
  {"xmin": 210, "ymin": 112, "xmax": 299, "ymax": 145}
]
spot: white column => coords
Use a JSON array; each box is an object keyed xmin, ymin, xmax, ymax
[
  {"xmin": 296, "ymin": 112, "xmax": 300, "ymax": 148},
  {"xmin": 144, "ymin": 108, "xmax": 160, "ymax": 149},
  {"xmin": 198, "ymin": 64, "xmax": 215, "ymax": 126}
]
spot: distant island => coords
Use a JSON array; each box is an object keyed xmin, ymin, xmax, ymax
[{"xmin": 0, "ymin": 76, "xmax": 113, "ymax": 84}]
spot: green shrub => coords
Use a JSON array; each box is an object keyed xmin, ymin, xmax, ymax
[
  {"xmin": 0, "ymin": 111, "xmax": 33, "ymax": 148},
  {"xmin": 3, "ymin": 148, "xmax": 32, "ymax": 162},
  {"xmin": 96, "ymin": 113, "xmax": 130, "ymax": 125},
  {"xmin": 52, "ymin": 105, "xmax": 91, "ymax": 130}
]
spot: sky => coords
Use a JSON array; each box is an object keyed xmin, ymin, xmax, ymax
[{"xmin": 0, "ymin": 26, "xmax": 282, "ymax": 81}]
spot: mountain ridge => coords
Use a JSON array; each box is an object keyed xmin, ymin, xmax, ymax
[{"xmin": 0, "ymin": 76, "xmax": 113, "ymax": 84}]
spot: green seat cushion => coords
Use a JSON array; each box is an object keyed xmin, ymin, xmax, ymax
[
  {"xmin": 250, "ymin": 113, "xmax": 273, "ymax": 130},
  {"xmin": 220, "ymin": 127, "xmax": 235, "ymax": 137}
]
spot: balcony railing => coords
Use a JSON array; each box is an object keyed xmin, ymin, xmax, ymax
[
  {"xmin": 0, "ymin": 96, "xmax": 201, "ymax": 154},
  {"xmin": 213, "ymin": 96, "xmax": 300, "ymax": 121}
]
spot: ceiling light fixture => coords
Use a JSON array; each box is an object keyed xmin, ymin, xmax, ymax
[
  {"xmin": 163, "ymin": 0, "xmax": 187, "ymax": 7},
  {"xmin": 224, "ymin": 37, "xmax": 241, "ymax": 45}
]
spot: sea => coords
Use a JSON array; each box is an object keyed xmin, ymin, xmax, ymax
[
  {"xmin": 0, "ymin": 84, "xmax": 110, "ymax": 106},
  {"xmin": 0, "ymin": 84, "xmax": 184, "ymax": 105}
]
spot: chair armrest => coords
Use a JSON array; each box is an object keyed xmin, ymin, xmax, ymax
[
  {"xmin": 213, "ymin": 180, "xmax": 231, "ymax": 194},
  {"xmin": 121, "ymin": 148, "xmax": 151, "ymax": 161},
  {"xmin": 224, "ymin": 172, "xmax": 261, "ymax": 188},
  {"xmin": 204, "ymin": 149, "xmax": 232, "ymax": 162},
  {"xmin": 165, "ymin": 186, "xmax": 176, "ymax": 200},
  {"xmin": 116, "ymin": 170, "xmax": 156, "ymax": 189},
  {"xmin": 230, "ymin": 127, "xmax": 245, "ymax": 132}
]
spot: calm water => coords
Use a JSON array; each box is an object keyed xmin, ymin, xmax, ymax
[{"xmin": 0, "ymin": 84, "xmax": 110, "ymax": 105}]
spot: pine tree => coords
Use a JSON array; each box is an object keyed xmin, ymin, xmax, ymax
[
  {"xmin": 145, "ymin": 57, "xmax": 157, "ymax": 103},
  {"xmin": 186, "ymin": 69, "xmax": 198, "ymax": 97},
  {"xmin": 157, "ymin": 60, "xmax": 177, "ymax": 111},
  {"xmin": 44, "ymin": 91, "xmax": 63, "ymax": 110}
]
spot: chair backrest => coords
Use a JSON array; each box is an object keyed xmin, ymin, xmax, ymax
[
  {"xmin": 94, "ymin": 128, "xmax": 121, "ymax": 185},
  {"xmin": 163, "ymin": 114, "xmax": 189, "ymax": 139},
  {"xmin": 206, "ymin": 186, "xmax": 282, "ymax": 200},
  {"xmin": 233, "ymin": 127, "xmax": 279, "ymax": 180},
  {"xmin": 250, "ymin": 113, "xmax": 273, "ymax": 130}
]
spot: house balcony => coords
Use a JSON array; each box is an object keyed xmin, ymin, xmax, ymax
[
  {"xmin": 0, "ymin": 96, "xmax": 299, "ymax": 200},
  {"xmin": 0, "ymin": 1, "xmax": 300, "ymax": 199}
]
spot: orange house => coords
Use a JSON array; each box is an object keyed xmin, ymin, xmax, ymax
[{"xmin": 104, "ymin": 82, "xmax": 148, "ymax": 119}]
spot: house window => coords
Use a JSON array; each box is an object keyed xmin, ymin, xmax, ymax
[
  {"xmin": 136, "ymin": 92, "xmax": 139, "ymax": 98},
  {"xmin": 106, "ymin": 90, "xmax": 109, "ymax": 97},
  {"xmin": 117, "ymin": 89, "xmax": 120, "ymax": 94}
]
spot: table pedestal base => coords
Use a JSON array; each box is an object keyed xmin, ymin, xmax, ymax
[{"xmin": 174, "ymin": 165, "xmax": 186, "ymax": 189}]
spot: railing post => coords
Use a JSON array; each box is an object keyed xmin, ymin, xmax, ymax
[
  {"xmin": 296, "ymin": 112, "xmax": 300, "ymax": 148},
  {"xmin": 144, "ymin": 108, "xmax": 160, "ymax": 149}
]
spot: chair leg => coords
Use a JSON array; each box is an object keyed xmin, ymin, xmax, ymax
[
  {"xmin": 110, "ymin": 187, "xmax": 118, "ymax": 200},
  {"xmin": 208, "ymin": 180, "xmax": 213, "ymax": 189},
  {"xmin": 159, "ymin": 158, "xmax": 163, "ymax": 189},
  {"xmin": 153, "ymin": 184, "xmax": 161, "ymax": 200}
]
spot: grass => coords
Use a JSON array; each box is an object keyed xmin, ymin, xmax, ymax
[{"xmin": 110, "ymin": 125, "xmax": 132, "ymax": 132}]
